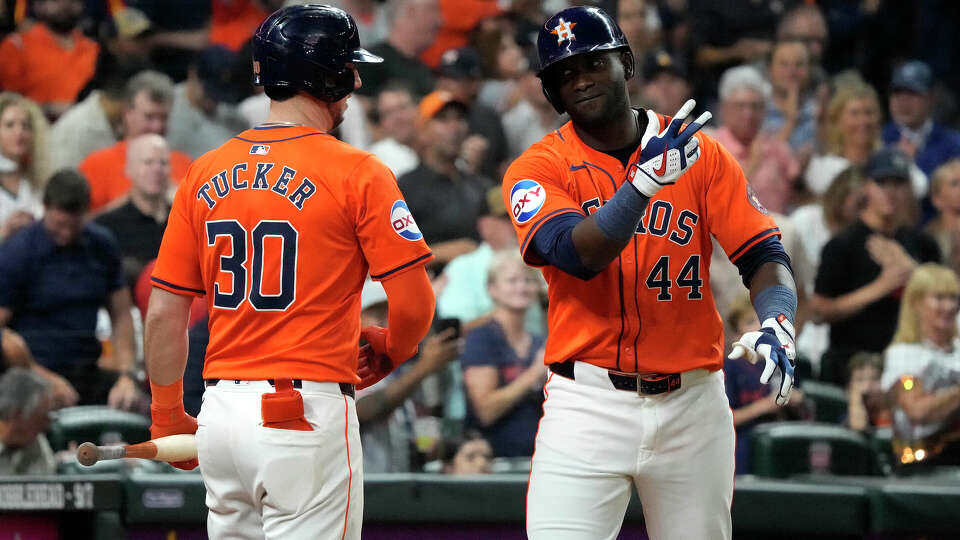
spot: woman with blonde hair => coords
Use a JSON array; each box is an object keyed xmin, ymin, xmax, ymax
[
  {"xmin": 925, "ymin": 158, "xmax": 960, "ymax": 269},
  {"xmin": 882, "ymin": 263, "xmax": 960, "ymax": 469},
  {"xmin": 461, "ymin": 249, "xmax": 546, "ymax": 458},
  {"xmin": 0, "ymin": 92, "xmax": 51, "ymax": 241},
  {"xmin": 805, "ymin": 77, "xmax": 927, "ymax": 202}
]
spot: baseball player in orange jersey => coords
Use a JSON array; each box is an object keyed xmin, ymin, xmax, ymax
[
  {"xmin": 142, "ymin": 6, "xmax": 435, "ymax": 540},
  {"xmin": 510, "ymin": 7, "xmax": 800, "ymax": 540}
]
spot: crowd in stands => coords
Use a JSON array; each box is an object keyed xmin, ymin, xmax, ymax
[{"xmin": 1, "ymin": 0, "xmax": 960, "ymax": 479}]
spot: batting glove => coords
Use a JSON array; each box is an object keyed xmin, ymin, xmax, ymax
[
  {"xmin": 149, "ymin": 404, "xmax": 199, "ymax": 470},
  {"xmin": 628, "ymin": 99, "xmax": 712, "ymax": 197},
  {"xmin": 357, "ymin": 326, "xmax": 396, "ymax": 390},
  {"xmin": 729, "ymin": 315, "xmax": 796, "ymax": 405}
]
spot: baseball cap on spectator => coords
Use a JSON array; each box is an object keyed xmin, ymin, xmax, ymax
[
  {"xmin": 437, "ymin": 47, "xmax": 484, "ymax": 80},
  {"xmin": 864, "ymin": 148, "xmax": 912, "ymax": 184},
  {"xmin": 643, "ymin": 49, "xmax": 688, "ymax": 80},
  {"xmin": 197, "ymin": 45, "xmax": 253, "ymax": 104},
  {"xmin": 417, "ymin": 90, "xmax": 468, "ymax": 126},
  {"xmin": 361, "ymin": 279, "xmax": 388, "ymax": 310},
  {"xmin": 890, "ymin": 60, "xmax": 933, "ymax": 94}
]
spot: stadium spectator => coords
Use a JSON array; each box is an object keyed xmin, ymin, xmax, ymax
[
  {"xmin": 775, "ymin": 3, "xmax": 829, "ymax": 65},
  {"xmin": 723, "ymin": 294, "xmax": 809, "ymax": 474},
  {"xmin": 845, "ymin": 352, "xmax": 891, "ymax": 432},
  {"xmin": 328, "ymin": 0, "xmax": 390, "ymax": 45},
  {"xmin": 812, "ymin": 149, "xmax": 941, "ymax": 385},
  {"xmin": 77, "ymin": 71, "xmax": 192, "ymax": 212},
  {"xmin": 398, "ymin": 90, "xmax": 491, "ymax": 264},
  {"xmin": 926, "ymin": 159, "xmax": 960, "ymax": 273},
  {"xmin": 713, "ymin": 65, "xmax": 800, "ymax": 214},
  {"xmin": 687, "ymin": 0, "xmax": 782, "ymax": 100},
  {"xmin": 355, "ymin": 0, "xmax": 441, "ymax": 98},
  {"xmin": 638, "ymin": 49, "xmax": 693, "ymax": 121},
  {"xmin": 443, "ymin": 429, "xmax": 493, "ymax": 475},
  {"xmin": 462, "ymin": 251, "xmax": 545, "ymax": 458},
  {"xmin": 0, "ymin": 368, "xmax": 56, "ymax": 475},
  {"xmin": 368, "ymin": 81, "xmax": 420, "ymax": 177},
  {"xmin": 166, "ymin": 45, "xmax": 252, "ymax": 159},
  {"xmin": 616, "ymin": 0, "xmax": 661, "ymax": 65},
  {"xmin": 437, "ymin": 187, "xmax": 545, "ymax": 334},
  {"xmin": 434, "ymin": 46, "xmax": 508, "ymax": 177},
  {"xmin": 419, "ymin": 0, "xmax": 502, "ymax": 69},
  {"xmin": 1, "ymin": 327, "xmax": 77, "ymax": 408},
  {"xmin": 0, "ymin": 170, "xmax": 140, "ymax": 409},
  {"xmin": 790, "ymin": 167, "xmax": 868, "ymax": 371},
  {"xmin": 882, "ymin": 264, "xmax": 960, "ymax": 468},
  {"xmin": 208, "ymin": 0, "xmax": 277, "ymax": 52},
  {"xmin": 806, "ymin": 78, "xmax": 926, "ymax": 199},
  {"xmin": 93, "ymin": 134, "xmax": 171, "ymax": 287},
  {"xmin": 764, "ymin": 40, "xmax": 817, "ymax": 153},
  {"xmin": 0, "ymin": 93, "xmax": 49, "ymax": 242},
  {"xmin": 474, "ymin": 22, "xmax": 531, "ymax": 114},
  {"xmin": 0, "ymin": 0, "xmax": 99, "ymax": 119},
  {"xmin": 48, "ymin": 53, "xmax": 143, "ymax": 169},
  {"xmin": 356, "ymin": 279, "xmax": 459, "ymax": 473},
  {"xmin": 883, "ymin": 60, "xmax": 960, "ymax": 179}
]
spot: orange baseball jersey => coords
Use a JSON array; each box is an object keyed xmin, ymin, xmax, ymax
[
  {"xmin": 503, "ymin": 113, "xmax": 779, "ymax": 374},
  {"xmin": 79, "ymin": 141, "xmax": 193, "ymax": 211},
  {"xmin": 0, "ymin": 23, "xmax": 98, "ymax": 105},
  {"xmin": 151, "ymin": 125, "xmax": 433, "ymax": 383}
]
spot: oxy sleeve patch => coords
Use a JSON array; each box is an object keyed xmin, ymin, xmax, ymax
[
  {"xmin": 510, "ymin": 179, "xmax": 546, "ymax": 224},
  {"xmin": 390, "ymin": 200, "xmax": 423, "ymax": 241}
]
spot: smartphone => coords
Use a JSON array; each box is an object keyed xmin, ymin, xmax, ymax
[{"xmin": 434, "ymin": 317, "xmax": 462, "ymax": 340}]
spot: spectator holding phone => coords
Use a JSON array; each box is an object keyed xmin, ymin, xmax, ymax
[
  {"xmin": 845, "ymin": 352, "xmax": 891, "ymax": 432},
  {"xmin": 356, "ymin": 279, "xmax": 460, "ymax": 472},
  {"xmin": 462, "ymin": 250, "xmax": 545, "ymax": 457}
]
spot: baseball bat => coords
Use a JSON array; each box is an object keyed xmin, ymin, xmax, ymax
[{"xmin": 76, "ymin": 434, "xmax": 197, "ymax": 466}]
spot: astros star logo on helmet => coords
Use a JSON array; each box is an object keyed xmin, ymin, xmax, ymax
[{"xmin": 551, "ymin": 18, "xmax": 577, "ymax": 45}]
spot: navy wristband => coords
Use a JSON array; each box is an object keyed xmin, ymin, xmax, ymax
[
  {"xmin": 593, "ymin": 182, "xmax": 649, "ymax": 243},
  {"xmin": 753, "ymin": 284, "xmax": 797, "ymax": 323}
]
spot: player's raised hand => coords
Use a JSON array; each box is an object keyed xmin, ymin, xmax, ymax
[
  {"xmin": 728, "ymin": 315, "xmax": 796, "ymax": 405},
  {"xmin": 627, "ymin": 99, "xmax": 712, "ymax": 197}
]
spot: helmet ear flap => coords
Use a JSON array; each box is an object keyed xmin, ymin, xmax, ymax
[
  {"xmin": 622, "ymin": 50, "xmax": 636, "ymax": 81},
  {"xmin": 541, "ymin": 82, "xmax": 565, "ymax": 115}
]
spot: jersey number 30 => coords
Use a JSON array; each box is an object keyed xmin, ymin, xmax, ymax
[{"xmin": 206, "ymin": 220, "xmax": 297, "ymax": 311}]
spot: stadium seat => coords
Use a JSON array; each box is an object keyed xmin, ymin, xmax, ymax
[
  {"xmin": 799, "ymin": 380, "xmax": 848, "ymax": 424},
  {"xmin": 750, "ymin": 422, "xmax": 877, "ymax": 478},
  {"xmin": 46, "ymin": 405, "xmax": 151, "ymax": 452}
]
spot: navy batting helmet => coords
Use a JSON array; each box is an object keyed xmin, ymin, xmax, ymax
[
  {"xmin": 536, "ymin": 6, "xmax": 632, "ymax": 113},
  {"xmin": 253, "ymin": 4, "xmax": 383, "ymax": 102}
]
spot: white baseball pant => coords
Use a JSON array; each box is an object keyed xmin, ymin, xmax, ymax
[
  {"xmin": 196, "ymin": 380, "xmax": 363, "ymax": 540},
  {"xmin": 526, "ymin": 364, "xmax": 735, "ymax": 540}
]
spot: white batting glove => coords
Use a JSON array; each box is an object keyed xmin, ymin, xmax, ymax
[
  {"xmin": 627, "ymin": 99, "xmax": 713, "ymax": 197},
  {"xmin": 729, "ymin": 315, "xmax": 796, "ymax": 405}
]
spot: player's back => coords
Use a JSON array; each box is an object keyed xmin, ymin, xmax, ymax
[{"xmin": 155, "ymin": 125, "xmax": 428, "ymax": 383}]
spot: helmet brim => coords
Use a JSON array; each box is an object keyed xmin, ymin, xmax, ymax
[{"xmin": 349, "ymin": 48, "xmax": 384, "ymax": 64}]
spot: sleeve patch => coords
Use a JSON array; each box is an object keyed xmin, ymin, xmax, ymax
[
  {"xmin": 390, "ymin": 200, "xmax": 423, "ymax": 241},
  {"xmin": 746, "ymin": 184, "xmax": 769, "ymax": 215},
  {"xmin": 510, "ymin": 179, "xmax": 547, "ymax": 223}
]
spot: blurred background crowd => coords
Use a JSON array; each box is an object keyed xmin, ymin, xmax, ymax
[{"xmin": 1, "ymin": 0, "xmax": 959, "ymax": 482}]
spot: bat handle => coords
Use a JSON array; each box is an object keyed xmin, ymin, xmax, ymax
[{"xmin": 98, "ymin": 446, "xmax": 126, "ymax": 461}]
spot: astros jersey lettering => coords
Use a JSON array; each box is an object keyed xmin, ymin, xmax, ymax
[
  {"xmin": 504, "ymin": 112, "xmax": 778, "ymax": 374},
  {"xmin": 152, "ymin": 125, "xmax": 432, "ymax": 383}
]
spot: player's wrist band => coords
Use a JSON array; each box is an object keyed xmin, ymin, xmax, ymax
[
  {"xmin": 150, "ymin": 379, "xmax": 185, "ymax": 408},
  {"xmin": 593, "ymin": 181, "xmax": 650, "ymax": 243},
  {"xmin": 753, "ymin": 284, "xmax": 797, "ymax": 324}
]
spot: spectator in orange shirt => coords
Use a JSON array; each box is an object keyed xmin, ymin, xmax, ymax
[
  {"xmin": 209, "ymin": 0, "xmax": 279, "ymax": 52},
  {"xmin": 0, "ymin": 0, "xmax": 99, "ymax": 119},
  {"xmin": 78, "ymin": 71, "xmax": 192, "ymax": 213}
]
